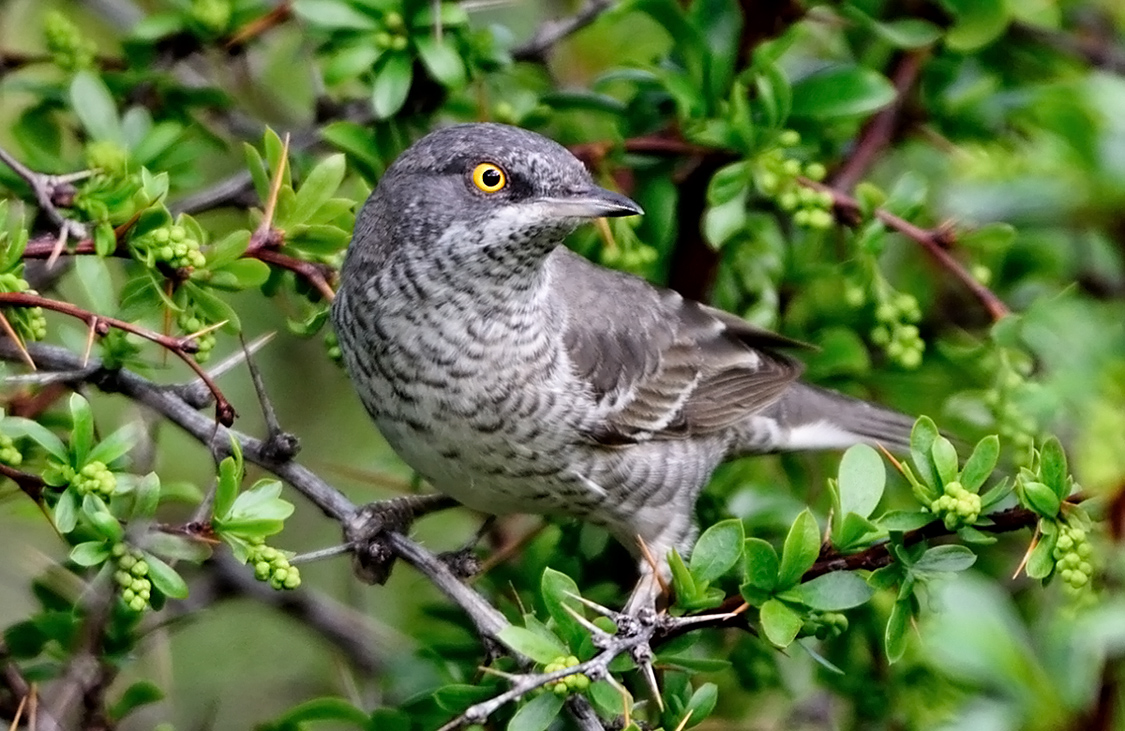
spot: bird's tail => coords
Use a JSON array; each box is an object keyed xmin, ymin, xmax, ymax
[{"xmin": 735, "ymin": 383, "xmax": 916, "ymax": 455}]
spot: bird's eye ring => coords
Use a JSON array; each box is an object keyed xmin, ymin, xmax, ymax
[{"xmin": 472, "ymin": 163, "xmax": 507, "ymax": 193}]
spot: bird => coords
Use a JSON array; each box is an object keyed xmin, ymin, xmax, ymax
[{"xmin": 331, "ymin": 122, "xmax": 915, "ymax": 609}]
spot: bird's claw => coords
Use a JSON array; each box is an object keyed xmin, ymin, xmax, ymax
[{"xmin": 344, "ymin": 494, "xmax": 459, "ymax": 584}]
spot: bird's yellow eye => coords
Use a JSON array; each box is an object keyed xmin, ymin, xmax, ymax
[{"xmin": 472, "ymin": 163, "xmax": 507, "ymax": 193}]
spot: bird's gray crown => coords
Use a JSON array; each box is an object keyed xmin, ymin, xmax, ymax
[{"xmin": 342, "ymin": 123, "xmax": 640, "ymax": 274}]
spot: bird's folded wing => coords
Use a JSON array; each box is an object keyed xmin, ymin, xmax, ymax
[{"xmin": 548, "ymin": 248, "xmax": 804, "ymax": 444}]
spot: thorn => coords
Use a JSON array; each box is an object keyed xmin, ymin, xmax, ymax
[
  {"xmin": 46, "ymin": 226, "xmax": 67, "ymax": 270},
  {"xmin": 477, "ymin": 665, "xmax": 520, "ymax": 680},
  {"xmin": 182, "ymin": 319, "xmax": 228, "ymax": 341},
  {"xmin": 672, "ymin": 708, "xmax": 695, "ymax": 731},
  {"xmin": 240, "ymin": 332, "xmax": 284, "ymax": 440},
  {"xmin": 638, "ymin": 655, "xmax": 663, "ymax": 711},
  {"xmin": 259, "ymin": 134, "xmax": 290, "ymax": 234},
  {"xmin": 81, "ymin": 317, "xmax": 97, "ymax": 367},
  {"xmin": 563, "ymin": 591, "xmax": 618, "ymax": 619},
  {"xmin": 606, "ymin": 674, "xmax": 633, "ymax": 727},
  {"xmin": 208, "ymin": 331, "xmax": 275, "ymax": 380},
  {"xmin": 1012, "ymin": 522, "xmax": 1041, "ymax": 580},
  {"xmin": 561, "ymin": 601, "xmax": 612, "ymax": 638},
  {"xmin": 289, "ymin": 543, "xmax": 352, "ymax": 565},
  {"xmin": 0, "ymin": 310, "xmax": 34, "ymax": 370},
  {"xmin": 635, "ymin": 535, "xmax": 669, "ymax": 595},
  {"xmin": 878, "ymin": 443, "xmax": 905, "ymax": 474}
]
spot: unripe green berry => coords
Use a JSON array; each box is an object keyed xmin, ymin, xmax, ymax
[
  {"xmin": 782, "ymin": 159, "xmax": 802, "ymax": 176},
  {"xmin": 778, "ymin": 130, "xmax": 800, "ymax": 147},
  {"xmin": 391, "ymin": 35, "xmax": 408, "ymax": 51},
  {"xmin": 805, "ymin": 162, "xmax": 826, "ymax": 181}
]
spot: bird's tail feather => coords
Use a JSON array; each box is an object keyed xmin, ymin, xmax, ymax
[{"xmin": 756, "ymin": 383, "xmax": 916, "ymax": 454}]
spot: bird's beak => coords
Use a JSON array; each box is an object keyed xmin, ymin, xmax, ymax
[{"xmin": 537, "ymin": 185, "xmax": 644, "ymax": 219}]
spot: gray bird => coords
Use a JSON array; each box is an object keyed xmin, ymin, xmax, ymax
[{"xmin": 332, "ymin": 122, "xmax": 913, "ymax": 605}]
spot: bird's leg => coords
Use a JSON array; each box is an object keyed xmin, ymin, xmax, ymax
[
  {"xmin": 437, "ymin": 515, "xmax": 495, "ymax": 579},
  {"xmin": 344, "ymin": 494, "xmax": 458, "ymax": 584}
]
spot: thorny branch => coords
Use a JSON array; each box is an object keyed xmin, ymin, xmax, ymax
[
  {"xmin": 799, "ymin": 177, "xmax": 1011, "ymax": 321},
  {"xmin": 0, "ymin": 143, "xmax": 90, "ymax": 260},
  {"xmin": 0, "ymin": 291, "xmax": 236, "ymax": 425}
]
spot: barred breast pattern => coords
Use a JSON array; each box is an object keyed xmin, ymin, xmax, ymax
[{"xmin": 333, "ymin": 241, "xmax": 728, "ymax": 556}]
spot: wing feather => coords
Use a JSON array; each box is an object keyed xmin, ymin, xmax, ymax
[{"xmin": 548, "ymin": 249, "xmax": 804, "ymax": 444}]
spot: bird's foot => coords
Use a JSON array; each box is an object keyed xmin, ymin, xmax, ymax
[{"xmin": 344, "ymin": 494, "xmax": 457, "ymax": 584}]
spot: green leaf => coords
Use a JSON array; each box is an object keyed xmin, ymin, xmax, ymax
[
  {"xmin": 415, "ymin": 36, "xmax": 466, "ymax": 88},
  {"xmin": 836, "ymin": 444, "xmax": 885, "ymax": 519},
  {"xmin": 267, "ymin": 697, "xmax": 370, "ymax": 726},
  {"xmin": 669, "ymin": 547, "xmax": 700, "ymax": 604},
  {"xmin": 690, "ymin": 518, "xmax": 745, "ymax": 583},
  {"xmin": 741, "ymin": 538, "xmax": 779, "ymax": 603},
  {"xmin": 960, "ymin": 435, "xmax": 999, "ymax": 492},
  {"xmin": 784, "ymin": 572, "xmax": 873, "ymax": 611},
  {"xmin": 759, "ymin": 598, "xmax": 802, "ymax": 647},
  {"xmin": 941, "ymin": 0, "xmax": 1010, "ymax": 51},
  {"xmin": 109, "ymin": 680, "xmax": 164, "ymax": 722},
  {"xmin": 55, "ymin": 487, "xmax": 79, "ymax": 533},
  {"xmin": 496, "ymin": 625, "xmax": 567, "ymax": 664},
  {"xmin": 707, "ymin": 161, "xmax": 751, "ymax": 206},
  {"xmin": 432, "ymin": 684, "xmax": 496, "ymax": 713},
  {"xmin": 778, "ymin": 509, "xmax": 820, "ymax": 588},
  {"xmin": 371, "ymin": 53, "xmax": 414, "ymax": 120},
  {"xmin": 70, "ymin": 71, "xmax": 123, "ymax": 143},
  {"xmin": 205, "ymin": 230, "xmax": 251, "ymax": 270},
  {"xmin": 69, "ymin": 393, "xmax": 95, "ymax": 465},
  {"xmin": 130, "ymin": 472, "xmax": 161, "ymax": 521},
  {"xmin": 75, "ymin": 256, "xmax": 116, "ymax": 313},
  {"xmin": 292, "ymin": 0, "xmax": 379, "ymax": 29},
  {"xmin": 182, "ymin": 281, "xmax": 240, "ymax": 332},
  {"xmin": 206, "ymin": 259, "xmax": 272, "ymax": 291},
  {"xmin": 226, "ymin": 479, "xmax": 294, "ymax": 522},
  {"xmin": 682, "ymin": 682, "xmax": 718, "ymax": 727},
  {"xmin": 790, "ymin": 66, "xmax": 896, "ymax": 119},
  {"xmin": 885, "ymin": 598, "xmax": 910, "ymax": 662},
  {"xmin": 323, "ymin": 43, "xmax": 383, "ymax": 85},
  {"xmin": 214, "ymin": 442, "xmax": 242, "ymax": 520},
  {"xmin": 85, "ymin": 494, "xmax": 124, "ymax": 542},
  {"xmin": 143, "ymin": 552, "xmax": 189, "ymax": 599},
  {"xmin": 702, "ymin": 192, "xmax": 748, "ymax": 248},
  {"xmin": 872, "ymin": 18, "xmax": 942, "ymax": 48},
  {"xmin": 877, "ymin": 510, "xmax": 935, "ymax": 532},
  {"xmin": 1026, "ymin": 522, "xmax": 1058, "ymax": 580},
  {"xmin": 506, "ymin": 691, "xmax": 564, "ymax": 731},
  {"xmin": 930, "ymin": 437, "xmax": 959, "ymax": 487},
  {"xmin": 5, "ymin": 416, "xmax": 68, "ymax": 461},
  {"xmin": 541, "ymin": 567, "xmax": 586, "ymax": 648},
  {"xmin": 913, "ymin": 545, "xmax": 977, "ymax": 574},
  {"xmin": 909, "ymin": 417, "xmax": 940, "ymax": 488},
  {"xmin": 1039, "ymin": 437, "xmax": 1069, "ymax": 499},
  {"xmin": 69, "ymin": 541, "xmax": 110, "ymax": 567},
  {"xmin": 88, "ymin": 424, "xmax": 137, "ymax": 466},
  {"xmin": 1022, "ymin": 480, "xmax": 1061, "ymax": 517},
  {"xmin": 290, "ymin": 154, "xmax": 347, "ymax": 225}
]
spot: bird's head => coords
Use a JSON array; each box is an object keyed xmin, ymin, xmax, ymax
[{"xmin": 345, "ymin": 123, "xmax": 643, "ymax": 274}]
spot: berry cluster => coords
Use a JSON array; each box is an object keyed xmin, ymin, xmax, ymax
[
  {"xmin": 756, "ymin": 131, "xmax": 835, "ymax": 230},
  {"xmin": 373, "ymin": 11, "xmax": 410, "ymax": 52},
  {"xmin": 248, "ymin": 538, "xmax": 301, "ymax": 590},
  {"xmin": 190, "ymin": 0, "xmax": 232, "ymax": 35},
  {"xmin": 0, "ymin": 273, "xmax": 48, "ymax": 342},
  {"xmin": 177, "ymin": 311, "xmax": 216, "ymax": 363},
  {"xmin": 599, "ymin": 217, "xmax": 657, "ymax": 274},
  {"xmin": 930, "ymin": 481, "xmax": 981, "ymax": 530},
  {"xmin": 133, "ymin": 225, "xmax": 207, "ymax": 270},
  {"xmin": 0, "ymin": 434, "xmax": 22, "ymax": 467},
  {"xmin": 43, "ymin": 11, "xmax": 97, "ymax": 71},
  {"xmin": 72, "ymin": 460, "xmax": 117, "ymax": 498},
  {"xmin": 870, "ymin": 293, "xmax": 924, "ymax": 369},
  {"xmin": 325, "ymin": 331, "xmax": 343, "ymax": 365},
  {"xmin": 112, "ymin": 544, "xmax": 153, "ymax": 612},
  {"xmin": 1053, "ymin": 522, "xmax": 1094, "ymax": 597},
  {"xmin": 800, "ymin": 611, "xmax": 849, "ymax": 640},
  {"xmin": 84, "ymin": 140, "xmax": 131, "ymax": 178},
  {"xmin": 543, "ymin": 655, "xmax": 590, "ymax": 696}
]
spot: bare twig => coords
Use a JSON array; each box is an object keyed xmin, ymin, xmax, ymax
[
  {"xmin": 0, "ymin": 144, "xmax": 89, "ymax": 254},
  {"xmin": 512, "ymin": 0, "xmax": 617, "ymax": 62},
  {"xmin": 0, "ymin": 462, "xmax": 46, "ymax": 501}
]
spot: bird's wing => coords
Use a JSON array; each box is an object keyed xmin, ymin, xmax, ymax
[{"xmin": 547, "ymin": 249, "xmax": 805, "ymax": 444}]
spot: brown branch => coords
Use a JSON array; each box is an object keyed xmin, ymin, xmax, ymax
[
  {"xmin": 0, "ymin": 292, "xmax": 236, "ymax": 425},
  {"xmin": 799, "ymin": 177, "xmax": 1011, "ymax": 321},
  {"xmin": 224, "ymin": 0, "xmax": 294, "ymax": 50},
  {"xmin": 1011, "ymin": 21, "xmax": 1125, "ymax": 76},
  {"xmin": 830, "ymin": 50, "xmax": 927, "ymax": 192},
  {"xmin": 0, "ymin": 462, "xmax": 46, "ymax": 501}
]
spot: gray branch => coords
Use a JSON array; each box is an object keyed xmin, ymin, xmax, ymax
[{"xmin": 511, "ymin": 0, "xmax": 617, "ymax": 62}]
